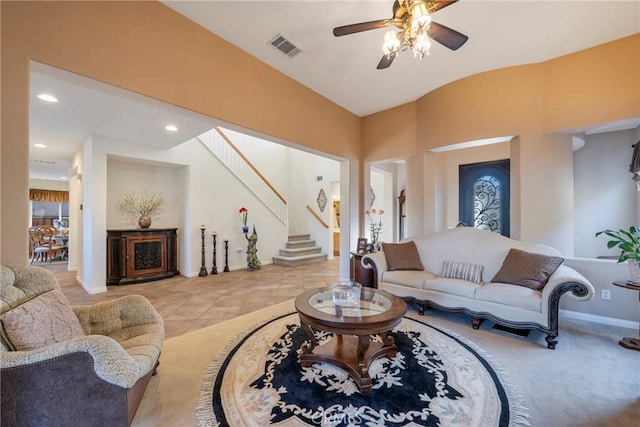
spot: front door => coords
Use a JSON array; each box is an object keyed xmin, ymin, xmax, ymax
[{"xmin": 459, "ymin": 159, "xmax": 510, "ymax": 237}]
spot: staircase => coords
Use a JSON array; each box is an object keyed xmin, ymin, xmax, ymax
[
  {"xmin": 272, "ymin": 234, "xmax": 327, "ymax": 267},
  {"xmin": 198, "ymin": 127, "xmax": 288, "ymax": 226}
]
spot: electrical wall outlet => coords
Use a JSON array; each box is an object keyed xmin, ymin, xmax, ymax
[{"xmin": 601, "ymin": 289, "xmax": 611, "ymax": 300}]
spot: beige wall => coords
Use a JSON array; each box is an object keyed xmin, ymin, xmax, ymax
[
  {"xmin": 364, "ymin": 34, "xmax": 638, "ymax": 247},
  {"xmin": 0, "ymin": 1, "xmax": 361, "ymax": 263},
  {"xmin": 362, "ymin": 102, "xmax": 417, "ymax": 162},
  {"xmin": 363, "ymin": 34, "xmax": 639, "ymax": 159}
]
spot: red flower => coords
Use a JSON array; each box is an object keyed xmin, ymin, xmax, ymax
[{"xmin": 238, "ymin": 207, "xmax": 248, "ymax": 226}]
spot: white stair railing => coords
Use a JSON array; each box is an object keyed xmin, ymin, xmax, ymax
[{"xmin": 198, "ymin": 127, "xmax": 288, "ymax": 225}]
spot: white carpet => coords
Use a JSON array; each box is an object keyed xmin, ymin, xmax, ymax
[{"xmin": 132, "ymin": 300, "xmax": 640, "ymax": 427}]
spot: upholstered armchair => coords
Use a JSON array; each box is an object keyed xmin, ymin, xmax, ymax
[{"xmin": 0, "ymin": 264, "xmax": 164, "ymax": 426}]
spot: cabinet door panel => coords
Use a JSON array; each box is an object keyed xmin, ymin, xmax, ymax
[{"xmin": 126, "ymin": 236, "xmax": 167, "ymax": 277}]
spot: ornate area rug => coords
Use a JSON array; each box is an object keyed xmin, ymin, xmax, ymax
[{"xmin": 196, "ymin": 312, "xmax": 530, "ymax": 427}]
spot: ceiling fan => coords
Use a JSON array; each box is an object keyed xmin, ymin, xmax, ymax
[{"xmin": 333, "ymin": 0, "xmax": 468, "ymax": 70}]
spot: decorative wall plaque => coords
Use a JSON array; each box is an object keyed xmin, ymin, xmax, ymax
[{"xmin": 317, "ymin": 189, "xmax": 328, "ymax": 212}]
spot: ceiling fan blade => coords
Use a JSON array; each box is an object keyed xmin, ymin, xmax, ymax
[
  {"xmin": 333, "ymin": 19, "xmax": 388, "ymax": 37},
  {"xmin": 427, "ymin": 21, "xmax": 469, "ymax": 50},
  {"xmin": 428, "ymin": 0, "xmax": 459, "ymax": 14},
  {"xmin": 377, "ymin": 52, "xmax": 396, "ymax": 70}
]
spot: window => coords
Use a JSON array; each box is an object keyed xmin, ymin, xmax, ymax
[
  {"xmin": 29, "ymin": 189, "xmax": 70, "ymax": 228},
  {"xmin": 459, "ymin": 160, "xmax": 510, "ymax": 237},
  {"xmin": 31, "ymin": 201, "xmax": 69, "ymax": 227}
]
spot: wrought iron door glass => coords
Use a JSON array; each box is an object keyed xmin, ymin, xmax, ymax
[{"xmin": 459, "ymin": 160, "xmax": 510, "ymax": 237}]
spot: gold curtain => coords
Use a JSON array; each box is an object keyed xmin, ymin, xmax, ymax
[{"xmin": 29, "ymin": 189, "xmax": 69, "ymax": 203}]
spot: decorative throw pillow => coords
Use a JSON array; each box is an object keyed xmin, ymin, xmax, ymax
[
  {"xmin": 382, "ymin": 241, "xmax": 424, "ymax": 271},
  {"xmin": 491, "ymin": 248, "xmax": 564, "ymax": 290},
  {"xmin": 0, "ymin": 289, "xmax": 85, "ymax": 351},
  {"xmin": 440, "ymin": 260, "xmax": 484, "ymax": 284}
]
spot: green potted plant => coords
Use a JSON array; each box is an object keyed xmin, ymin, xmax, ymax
[{"xmin": 595, "ymin": 226, "xmax": 640, "ymax": 283}]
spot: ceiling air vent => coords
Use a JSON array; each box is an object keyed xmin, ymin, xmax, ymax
[
  {"xmin": 269, "ymin": 34, "xmax": 301, "ymax": 58},
  {"xmin": 29, "ymin": 159, "xmax": 58, "ymax": 165}
]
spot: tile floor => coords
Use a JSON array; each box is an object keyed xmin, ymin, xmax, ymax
[{"xmin": 44, "ymin": 260, "xmax": 340, "ymax": 339}]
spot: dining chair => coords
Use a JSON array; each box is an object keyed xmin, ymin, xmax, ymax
[{"xmin": 28, "ymin": 226, "xmax": 63, "ymax": 263}]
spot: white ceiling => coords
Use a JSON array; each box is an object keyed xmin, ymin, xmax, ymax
[
  {"xmin": 163, "ymin": 0, "xmax": 640, "ymax": 116},
  {"xmin": 29, "ymin": 63, "xmax": 218, "ymax": 180},
  {"xmin": 29, "ymin": 1, "xmax": 640, "ymax": 181}
]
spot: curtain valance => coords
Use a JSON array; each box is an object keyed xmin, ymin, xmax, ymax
[{"xmin": 29, "ymin": 189, "xmax": 69, "ymax": 203}]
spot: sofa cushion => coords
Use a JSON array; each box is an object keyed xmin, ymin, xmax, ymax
[
  {"xmin": 440, "ymin": 260, "xmax": 484, "ymax": 284},
  {"xmin": 0, "ymin": 289, "xmax": 85, "ymax": 351},
  {"xmin": 424, "ymin": 278, "xmax": 483, "ymax": 299},
  {"xmin": 382, "ymin": 241, "xmax": 424, "ymax": 271},
  {"xmin": 491, "ymin": 248, "xmax": 564, "ymax": 290},
  {"xmin": 474, "ymin": 282, "xmax": 542, "ymax": 311},
  {"xmin": 382, "ymin": 270, "xmax": 435, "ymax": 289}
]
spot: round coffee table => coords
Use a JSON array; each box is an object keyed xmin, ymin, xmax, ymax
[{"xmin": 294, "ymin": 287, "xmax": 407, "ymax": 392}]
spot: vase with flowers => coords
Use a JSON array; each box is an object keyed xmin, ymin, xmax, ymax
[
  {"xmin": 116, "ymin": 191, "xmax": 165, "ymax": 229},
  {"xmin": 366, "ymin": 208, "xmax": 384, "ymax": 251},
  {"xmin": 239, "ymin": 207, "xmax": 249, "ymax": 233}
]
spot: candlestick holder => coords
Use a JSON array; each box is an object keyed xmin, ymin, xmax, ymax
[
  {"xmin": 211, "ymin": 233, "xmax": 218, "ymax": 274},
  {"xmin": 223, "ymin": 239, "xmax": 230, "ymax": 273},
  {"xmin": 199, "ymin": 226, "xmax": 208, "ymax": 277}
]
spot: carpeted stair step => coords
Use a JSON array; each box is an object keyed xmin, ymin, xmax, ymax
[
  {"xmin": 287, "ymin": 234, "xmax": 310, "ymax": 242},
  {"xmin": 272, "ymin": 253, "xmax": 328, "ymax": 267},
  {"xmin": 285, "ymin": 239, "xmax": 316, "ymax": 249},
  {"xmin": 278, "ymin": 246, "xmax": 322, "ymax": 257},
  {"xmin": 273, "ymin": 234, "xmax": 327, "ymax": 267}
]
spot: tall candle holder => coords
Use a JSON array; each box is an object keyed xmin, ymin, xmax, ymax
[
  {"xmin": 199, "ymin": 225, "xmax": 208, "ymax": 277},
  {"xmin": 223, "ymin": 238, "xmax": 230, "ymax": 273},
  {"xmin": 211, "ymin": 232, "xmax": 218, "ymax": 274}
]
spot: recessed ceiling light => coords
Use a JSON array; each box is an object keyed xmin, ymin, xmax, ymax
[
  {"xmin": 37, "ymin": 94, "xmax": 58, "ymax": 103},
  {"xmin": 59, "ymin": 176, "xmax": 68, "ymax": 180},
  {"xmin": 165, "ymin": 125, "xmax": 178, "ymax": 132},
  {"xmin": 34, "ymin": 143, "xmax": 47, "ymax": 148}
]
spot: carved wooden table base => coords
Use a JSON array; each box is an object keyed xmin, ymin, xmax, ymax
[
  {"xmin": 295, "ymin": 287, "xmax": 407, "ymax": 393},
  {"xmin": 299, "ymin": 320, "xmax": 397, "ymax": 392}
]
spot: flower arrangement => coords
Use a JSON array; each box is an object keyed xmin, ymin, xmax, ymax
[
  {"xmin": 366, "ymin": 208, "xmax": 384, "ymax": 243},
  {"xmin": 239, "ymin": 207, "xmax": 249, "ymax": 230},
  {"xmin": 117, "ymin": 191, "xmax": 165, "ymax": 218}
]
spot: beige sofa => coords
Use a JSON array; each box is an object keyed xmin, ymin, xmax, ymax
[{"xmin": 362, "ymin": 227, "xmax": 594, "ymax": 349}]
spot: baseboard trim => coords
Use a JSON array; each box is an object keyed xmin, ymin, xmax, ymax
[
  {"xmin": 185, "ymin": 261, "xmax": 274, "ymax": 277},
  {"xmin": 560, "ymin": 309, "xmax": 639, "ymax": 330}
]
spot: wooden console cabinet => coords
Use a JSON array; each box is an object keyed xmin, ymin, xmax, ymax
[{"xmin": 107, "ymin": 228, "xmax": 179, "ymax": 285}]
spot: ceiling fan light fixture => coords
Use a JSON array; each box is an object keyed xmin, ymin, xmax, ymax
[
  {"xmin": 333, "ymin": 0, "xmax": 468, "ymax": 69},
  {"xmin": 410, "ymin": 1, "xmax": 431, "ymax": 33},
  {"xmin": 383, "ymin": 29, "xmax": 401, "ymax": 55},
  {"xmin": 413, "ymin": 32, "xmax": 431, "ymax": 58}
]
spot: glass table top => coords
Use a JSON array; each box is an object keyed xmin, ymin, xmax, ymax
[{"xmin": 308, "ymin": 288, "xmax": 392, "ymax": 318}]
